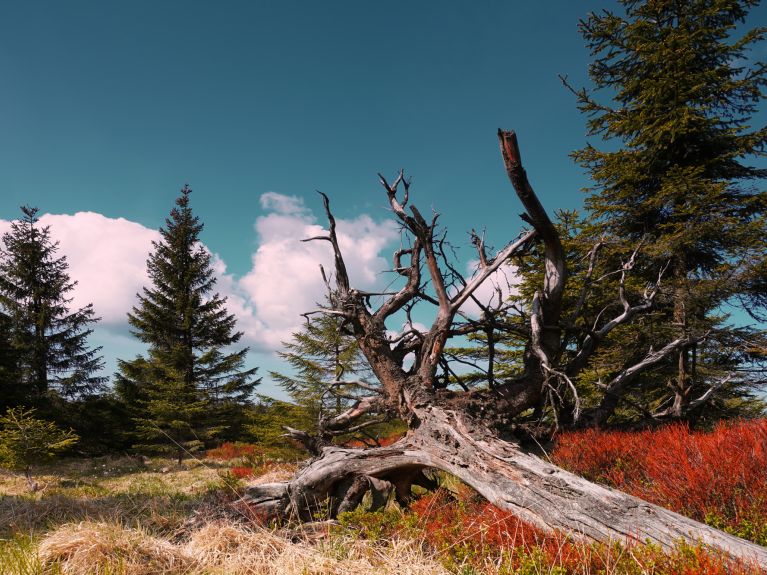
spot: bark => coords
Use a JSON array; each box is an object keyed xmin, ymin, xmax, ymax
[
  {"xmin": 259, "ymin": 130, "xmax": 767, "ymax": 569},
  {"xmin": 247, "ymin": 407, "xmax": 767, "ymax": 570}
]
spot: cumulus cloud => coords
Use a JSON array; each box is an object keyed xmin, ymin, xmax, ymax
[
  {"xmin": 259, "ymin": 192, "xmax": 310, "ymax": 215},
  {"xmin": 0, "ymin": 212, "xmax": 158, "ymax": 326},
  {"xmin": 0, "ymin": 196, "xmax": 400, "ymax": 353},
  {"xmin": 458, "ymin": 260, "xmax": 521, "ymax": 318},
  {"xmin": 235, "ymin": 193, "xmax": 399, "ymax": 351}
]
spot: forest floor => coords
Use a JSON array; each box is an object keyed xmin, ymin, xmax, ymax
[{"xmin": 0, "ymin": 420, "xmax": 765, "ymax": 574}]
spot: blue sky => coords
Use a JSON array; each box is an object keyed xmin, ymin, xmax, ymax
[{"xmin": 1, "ymin": 1, "xmax": 765, "ymax": 398}]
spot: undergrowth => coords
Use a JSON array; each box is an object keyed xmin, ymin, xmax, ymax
[
  {"xmin": 552, "ymin": 419, "xmax": 767, "ymax": 546},
  {"xmin": 1, "ymin": 421, "xmax": 766, "ymax": 574},
  {"xmin": 336, "ymin": 487, "xmax": 760, "ymax": 574}
]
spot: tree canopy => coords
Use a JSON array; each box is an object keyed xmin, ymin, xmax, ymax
[
  {"xmin": 554, "ymin": 0, "xmax": 767, "ymax": 424},
  {"xmin": 116, "ymin": 186, "xmax": 259, "ymax": 462},
  {"xmin": 0, "ymin": 206, "xmax": 105, "ymax": 405}
]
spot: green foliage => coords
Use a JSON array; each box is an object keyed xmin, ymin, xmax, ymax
[
  {"xmin": 116, "ymin": 186, "xmax": 259, "ymax": 461},
  {"xmin": 559, "ymin": 0, "xmax": 767, "ymax": 423},
  {"xmin": 0, "ymin": 311, "xmax": 23, "ymax": 413},
  {"xmin": 270, "ymin": 310, "xmax": 395, "ymax": 447},
  {"xmin": 0, "ymin": 407, "xmax": 78, "ymax": 483},
  {"xmin": 244, "ymin": 396, "xmax": 313, "ymax": 459},
  {"xmin": 271, "ymin": 310, "xmax": 369, "ymax": 420},
  {"xmin": 0, "ymin": 206, "xmax": 105, "ymax": 403}
]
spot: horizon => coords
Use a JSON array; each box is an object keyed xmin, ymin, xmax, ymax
[{"xmin": 2, "ymin": 0, "xmax": 765, "ymax": 399}]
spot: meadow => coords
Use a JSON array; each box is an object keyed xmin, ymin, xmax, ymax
[{"xmin": 1, "ymin": 419, "xmax": 765, "ymax": 574}]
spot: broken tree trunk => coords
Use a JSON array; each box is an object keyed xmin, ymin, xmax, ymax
[
  {"xmin": 252, "ymin": 130, "xmax": 767, "ymax": 570},
  {"xmin": 247, "ymin": 406, "xmax": 767, "ymax": 570}
]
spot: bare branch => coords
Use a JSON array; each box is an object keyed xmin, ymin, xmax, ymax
[
  {"xmin": 498, "ymin": 130, "xmax": 566, "ymax": 322},
  {"xmin": 327, "ymin": 379, "xmax": 383, "ymax": 394},
  {"xmin": 317, "ymin": 191, "xmax": 350, "ymax": 293},
  {"xmin": 471, "ymin": 228, "xmax": 488, "ymax": 267},
  {"xmin": 654, "ymin": 374, "xmax": 735, "ymax": 419},
  {"xmin": 322, "ymin": 395, "xmax": 385, "ymax": 432},
  {"xmin": 566, "ymin": 255, "xmax": 670, "ymax": 377},
  {"xmin": 498, "ymin": 130, "xmax": 566, "ymax": 377},
  {"xmin": 326, "ymin": 418, "xmax": 389, "ymax": 436},
  {"xmin": 543, "ymin": 365, "xmax": 581, "ymax": 422},
  {"xmin": 450, "ymin": 229, "xmax": 537, "ymax": 312},
  {"xmin": 568, "ymin": 239, "xmax": 605, "ymax": 325},
  {"xmin": 584, "ymin": 337, "xmax": 698, "ymax": 426}
]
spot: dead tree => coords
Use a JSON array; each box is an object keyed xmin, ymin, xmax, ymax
[{"xmin": 248, "ymin": 131, "xmax": 767, "ymax": 568}]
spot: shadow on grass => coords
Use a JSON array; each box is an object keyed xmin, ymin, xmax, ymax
[{"xmin": 0, "ymin": 486, "xmax": 237, "ymax": 539}]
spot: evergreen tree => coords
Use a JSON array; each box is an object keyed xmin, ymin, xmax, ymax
[
  {"xmin": 0, "ymin": 206, "xmax": 105, "ymax": 404},
  {"xmin": 0, "ymin": 311, "xmax": 23, "ymax": 413},
  {"xmin": 566, "ymin": 0, "xmax": 767, "ymax": 421},
  {"xmin": 116, "ymin": 186, "xmax": 259, "ymax": 462},
  {"xmin": 272, "ymin": 311, "xmax": 367, "ymax": 421},
  {"xmin": 271, "ymin": 309, "xmax": 399, "ymax": 448}
]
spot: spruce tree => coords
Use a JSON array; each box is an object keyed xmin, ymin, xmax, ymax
[
  {"xmin": 0, "ymin": 206, "xmax": 105, "ymax": 404},
  {"xmin": 567, "ymin": 0, "xmax": 767, "ymax": 421},
  {"xmin": 272, "ymin": 311, "xmax": 366, "ymax": 418},
  {"xmin": 271, "ymin": 309, "xmax": 399, "ymax": 448},
  {"xmin": 116, "ymin": 186, "xmax": 259, "ymax": 462},
  {"xmin": 0, "ymin": 311, "xmax": 23, "ymax": 413}
]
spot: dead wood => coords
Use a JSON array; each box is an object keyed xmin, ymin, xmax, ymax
[{"xmin": 257, "ymin": 130, "xmax": 766, "ymax": 568}]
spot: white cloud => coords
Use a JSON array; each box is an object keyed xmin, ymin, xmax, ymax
[
  {"xmin": 0, "ymin": 212, "xmax": 159, "ymax": 325},
  {"xmin": 235, "ymin": 193, "xmax": 399, "ymax": 351},
  {"xmin": 0, "ymin": 197, "xmax": 400, "ymax": 353},
  {"xmin": 259, "ymin": 192, "xmax": 309, "ymax": 215},
  {"xmin": 458, "ymin": 259, "xmax": 521, "ymax": 318}
]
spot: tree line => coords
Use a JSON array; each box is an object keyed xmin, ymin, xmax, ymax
[
  {"xmin": 0, "ymin": 0, "xmax": 766, "ymax": 469},
  {"xmin": 0, "ymin": 188, "xmax": 259, "ymax": 461}
]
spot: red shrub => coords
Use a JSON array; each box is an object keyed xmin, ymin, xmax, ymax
[
  {"xmin": 404, "ymin": 489, "xmax": 759, "ymax": 574},
  {"xmin": 230, "ymin": 466, "xmax": 256, "ymax": 479},
  {"xmin": 409, "ymin": 489, "xmax": 548, "ymax": 553},
  {"xmin": 552, "ymin": 419, "xmax": 767, "ymax": 539},
  {"xmin": 205, "ymin": 442, "xmax": 261, "ymax": 461}
]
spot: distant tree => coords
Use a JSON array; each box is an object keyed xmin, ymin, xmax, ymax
[
  {"xmin": 116, "ymin": 186, "xmax": 259, "ymax": 463},
  {"xmin": 561, "ymin": 0, "xmax": 767, "ymax": 423},
  {"xmin": 245, "ymin": 395, "xmax": 316, "ymax": 460},
  {"xmin": 271, "ymin": 303, "xmax": 401, "ymax": 454},
  {"xmin": 0, "ymin": 311, "xmax": 23, "ymax": 413},
  {"xmin": 0, "ymin": 206, "xmax": 105, "ymax": 405},
  {"xmin": 0, "ymin": 406, "xmax": 78, "ymax": 491}
]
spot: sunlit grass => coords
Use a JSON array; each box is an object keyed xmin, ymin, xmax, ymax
[{"xmin": 1, "ymin": 425, "xmax": 765, "ymax": 574}]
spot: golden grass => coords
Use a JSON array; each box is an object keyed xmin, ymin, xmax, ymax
[
  {"xmin": 243, "ymin": 463, "xmax": 298, "ymax": 486},
  {"xmin": 31, "ymin": 519, "xmax": 449, "ymax": 575},
  {"xmin": 0, "ymin": 457, "xmax": 235, "ymax": 538},
  {"xmin": 1, "ymin": 457, "xmax": 441, "ymax": 574},
  {"xmin": 0, "ymin": 456, "xmax": 224, "ymax": 498},
  {"xmin": 38, "ymin": 522, "xmax": 192, "ymax": 575}
]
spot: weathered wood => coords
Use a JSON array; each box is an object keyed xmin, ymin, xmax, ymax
[
  {"xmin": 247, "ymin": 407, "xmax": 767, "ymax": 570},
  {"xmin": 259, "ymin": 130, "xmax": 767, "ymax": 571}
]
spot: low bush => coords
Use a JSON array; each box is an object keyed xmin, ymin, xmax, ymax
[
  {"xmin": 552, "ymin": 419, "xmax": 767, "ymax": 545},
  {"xmin": 204, "ymin": 442, "xmax": 262, "ymax": 462},
  {"xmin": 337, "ymin": 487, "xmax": 759, "ymax": 574}
]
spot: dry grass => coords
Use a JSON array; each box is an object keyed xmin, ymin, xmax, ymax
[
  {"xmin": 1, "ymin": 457, "xmax": 442, "ymax": 575},
  {"xmin": 0, "ymin": 457, "xmax": 229, "ymax": 538},
  {"xmin": 243, "ymin": 462, "xmax": 297, "ymax": 487},
  {"xmin": 31, "ymin": 519, "xmax": 448, "ymax": 575},
  {"xmin": 38, "ymin": 522, "xmax": 192, "ymax": 575}
]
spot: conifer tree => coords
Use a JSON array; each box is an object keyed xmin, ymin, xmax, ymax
[
  {"xmin": 0, "ymin": 206, "xmax": 105, "ymax": 404},
  {"xmin": 270, "ymin": 309, "xmax": 398, "ymax": 450},
  {"xmin": 565, "ymin": 0, "xmax": 767, "ymax": 421},
  {"xmin": 0, "ymin": 311, "xmax": 23, "ymax": 413},
  {"xmin": 116, "ymin": 186, "xmax": 259, "ymax": 462},
  {"xmin": 272, "ymin": 311, "xmax": 366, "ymax": 419}
]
